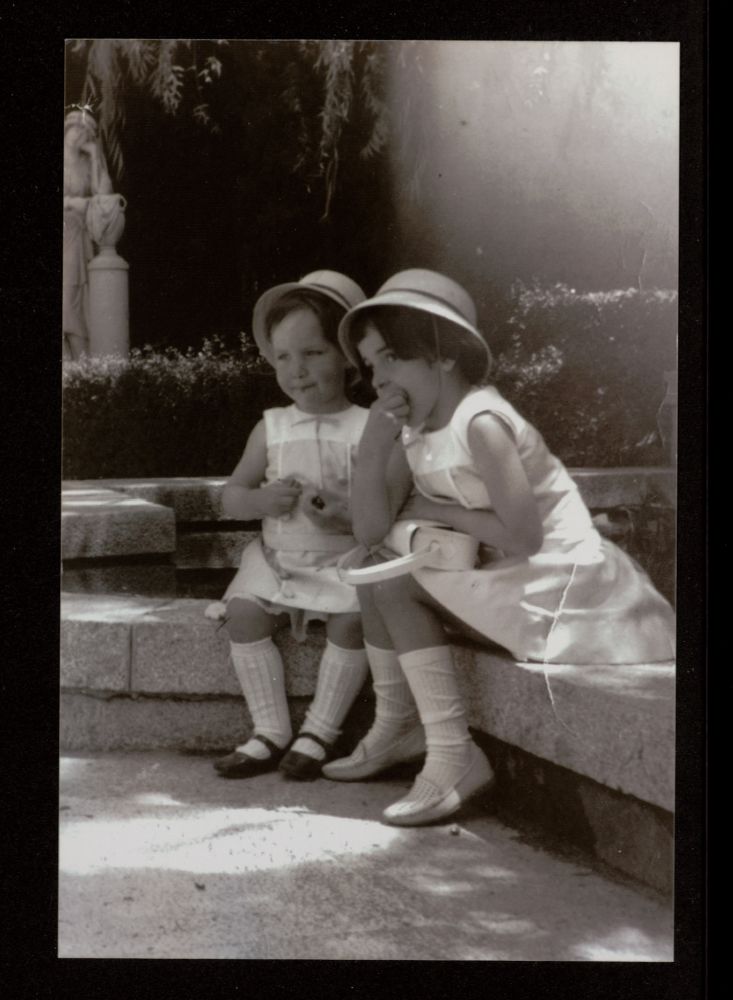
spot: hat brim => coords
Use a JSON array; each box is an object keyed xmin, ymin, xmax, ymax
[
  {"xmin": 252, "ymin": 283, "xmax": 307, "ymax": 363},
  {"xmin": 338, "ymin": 291, "xmax": 492, "ymax": 378},
  {"xmin": 252, "ymin": 279, "xmax": 365, "ymax": 365}
]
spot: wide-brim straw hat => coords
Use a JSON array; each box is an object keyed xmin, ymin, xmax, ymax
[
  {"xmin": 253, "ymin": 270, "xmax": 367, "ymax": 365},
  {"xmin": 338, "ymin": 268, "xmax": 492, "ymax": 378}
]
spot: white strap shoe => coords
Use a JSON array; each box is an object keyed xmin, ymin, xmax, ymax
[
  {"xmin": 382, "ymin": 744, "xmax": 495, "ymax": 827},
  {"xmin": 321, "ymin": 725, "xmax": 426, "ymax": 781}
]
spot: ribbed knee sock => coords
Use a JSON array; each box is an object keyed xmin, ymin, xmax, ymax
[
  {"xmin": 293, "ymin": 641, "xmax": 369, "ymax": 760},
  {"xmin": 398, "ymin": 645, "xmax": 473, "ymax": 790},
  {"xmin": 230, "ymin": 637, "xmax": 292, "ymax": 758},
  {"xmin": 359, "ymin": 642, "xmax": 421, "ymax": 752}
]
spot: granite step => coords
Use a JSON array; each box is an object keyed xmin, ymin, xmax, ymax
[
  {"xmin": 62, "ymin": 485, "xmax": 176, "ymax": 560},
  {"xmin": 60, "ymin": 592, "xmax": 675, "ymax": 892},
  {"xmin": 60, "ymin": 593, "xmax": 674, "ymax": 810}
]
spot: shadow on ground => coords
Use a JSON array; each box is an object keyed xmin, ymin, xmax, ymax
[{"xmin": 58, "ymin": 752, "xmax": 673, "ymax": 960}]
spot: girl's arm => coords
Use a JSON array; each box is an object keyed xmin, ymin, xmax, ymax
[
  {"xmin": 400, "ymin": 413, "xmax": 543, "ymax": 557},
  {"xmin": 352, "ymin": 394, "xmax": 414, "ymax": 547},
  {"xmin": 221, "ymin": 420, "xmax": 302, "ymax": 520}
]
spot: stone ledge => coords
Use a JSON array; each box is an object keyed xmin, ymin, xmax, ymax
[
  {"xmin": 62, "ymin": 486, "xmax": 176, "ymax": 559},
  {"xmin": 64, "ymin": 478, "xmax": 228, "ymax": 522},
  {"xmin": 60, "ymin": 691, "xmax": 254, "ymax": 752},
  {"xmin": 61, "ymin": 593, "xmax": 323, "ymax": 698},
  {"xmin": 60, "ymin": 594, "xmax": 674, "ymax": 812},
  {"xmin": 64, "ymin": 468, "xmax": 676, "ymax": 525},
  {"xmin": 567, "ymin": 467, "xmax": 676, "ymax": 509},
  {"xmin": 477, "ymin": 733, "xmax": 673, "ymax": 895},
  {"xmin": 454, "ymin": 648, "xmax": 674, "ymax": 812}
]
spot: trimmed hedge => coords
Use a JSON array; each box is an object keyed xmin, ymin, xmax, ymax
[
  {"xmin": 62, "ymin": 339, "xmax": 373, "ymax": 479},
  {"xmin": 63, "ymin": 342, "xmax": 285, "ymax": 478},
  {"xmin": 62, "ymin": 287, "xmax": 677, "ymax": 479},
  {"xmin": 491, "ymin": 284, "xmax": 677, "ymax": 468}
]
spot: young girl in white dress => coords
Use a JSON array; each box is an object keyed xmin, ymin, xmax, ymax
[
  {"xmin": 323, "ymin": 269, "xmax": 676, "ymax": 826},
  {"xmin": 211, "ymin": 271, "xmax": 370, "ymax": 781}
]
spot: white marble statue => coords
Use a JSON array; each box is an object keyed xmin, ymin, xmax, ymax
[{"xmin": 63, "ymin": 110, "xmax": 115, "ymax": 359}]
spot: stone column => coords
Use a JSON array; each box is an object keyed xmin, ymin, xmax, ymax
[{"xmin": 86, "ymin": 194, "xmax": 130, "ymax": 358}]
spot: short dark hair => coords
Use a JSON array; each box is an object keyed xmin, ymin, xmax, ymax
[
  {"xmin": 265, "ymin": 289, "xmax": 345, "ymax": 349},
  {"xmin": 348, "ymin": 305, "xmax": 490, "ymax": 384}
]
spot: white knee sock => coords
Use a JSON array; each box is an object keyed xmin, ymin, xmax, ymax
[
  {"xmin": 359, "ymin": 642, "xmax": 421, "ymax": 752},
  {"xmin": 398, "ymin": 645, "xmax": 473, "ymax": 790},
  {"xmin": 293, "ymin": 641, "xmax": 369, "ymax": 760},
  {"xmin": 230, "ymin": 637, "xmax": 292, "ymax": 758}
]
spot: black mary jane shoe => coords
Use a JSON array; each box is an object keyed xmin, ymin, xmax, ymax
[
  {"xmin": 278, "ymin": 732, "xmax": 336, "ymax": 781},
  {"xmin": 213, "ymin": 735, "xmax": 285, "ymax": 778}
]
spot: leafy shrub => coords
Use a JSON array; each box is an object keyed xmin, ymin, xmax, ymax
[
  {"xmin": 63, "ymin": 287, "xmax": 678, "ymax": 478},
  {"xmin": 62, "ymin": 338, "xmax": 287, "ymax": 478},
  {"xmin": 491, "ymin": 284, "xmax": 678, "ymax": 467}
]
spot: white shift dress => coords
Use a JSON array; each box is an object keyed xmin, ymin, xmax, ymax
[
  {"xmin": 222, "ymin": 403, "xmax": 369, "ymax": 640},
  {"xmin": 403, "ymin": 387, "xmax": 676, "ymax": 665}
]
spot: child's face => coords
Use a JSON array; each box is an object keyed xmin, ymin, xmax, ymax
[
  {"xmin": 357, "ymin": 323, "xmax": 441, "ymax": 427},
  {"xmin": 270, "ymin": 307, "xmax": 349, "ymax": 413}
]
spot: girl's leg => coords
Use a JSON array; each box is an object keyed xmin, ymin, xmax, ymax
[
  {"xmin": 215, "ymin": 598, "xmax": 292, "ymax": 777},
  {"xmin": 281, "ymin": 613, "xmax": 369, "ymax": 778},
  {"xmin": 370, "ymin": 575, "xmax": 494, "ymax": 825},
  {"xmin": 322, "ymin": 585, "xmax": 426, "ymax": 781}
]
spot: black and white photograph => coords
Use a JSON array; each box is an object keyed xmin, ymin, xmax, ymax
[{"xmin": 58, "ymin": 35, "xmax": 694, "ymax": 964}]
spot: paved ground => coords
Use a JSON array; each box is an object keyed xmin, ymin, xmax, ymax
[{"xmin": 58, "ymin": 751, "xmax": 673, "ymax": 961}]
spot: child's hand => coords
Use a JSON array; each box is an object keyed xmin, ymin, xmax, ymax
[
  {"xmin": 255, "ymin": 478, "xmax": 302, "ymax": 518},
  {"xmin": 300, "ymin": 484, "xmax": 352, "ymax": 531},
  {"xmin": 362, "ymin": 388, "xmax": 410, "ymax": 452}
]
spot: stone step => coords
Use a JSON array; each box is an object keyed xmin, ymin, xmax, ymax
[
  {"xmin": 61, "ymin": 593, "xmax": 320, "ymax": 697},
  {"xmin": 60, "ymin": 593, "xmax": 674, "ymax": 813},
  {"xmin": 175, "ymin": 529, "xmax": 257, "ymax": 568},
  {"xmin": 64, "ymin": 468, "xmax": 677, "ymax": 524},
  {"xmin": 64, "ymin": 477, "xmax": 229, "ymax": 521},
  {"xmin": 62, "ymin": 485, "xmax": 176, "ymax": 560}
]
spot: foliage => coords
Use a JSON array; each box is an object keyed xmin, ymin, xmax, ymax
[
  {"xmin": 67, "ymin": 39, "xmax": 389, "ymax": 216},
  {"xmin": 62, "ymin": 335, "xmax": 373, "ymax": 479},
  {"xmin": 69, "ymin": 39, "xmax": 226, "ymax": 179},
  {"xmin": 491, "ymin": 284, "xmax": 678, "ymax": 467},
  {"xmin": 62, "ymin": 339, "xmax": 285, "ymax": 479},
  {"xmin": 63, "ymin": 285, "xmax": 677, "ymax": 480}
]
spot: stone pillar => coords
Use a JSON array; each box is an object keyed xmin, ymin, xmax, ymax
[{"xmin": 86, "ymin": 194, "xmax": 130, "ymax": 358}]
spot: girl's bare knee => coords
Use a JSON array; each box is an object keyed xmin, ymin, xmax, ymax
[
  {"xmin": 327, "ymin": 612, "xmax": 364, "ymax": 650},
  {"xmin": 225, "ymin": 598, "xmax": 276, "ymax": 643}
]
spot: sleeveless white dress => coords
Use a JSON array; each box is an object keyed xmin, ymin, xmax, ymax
[
  {"xmin": 222, "ymin": 403, "xmax": 369, "ymax": 640},
  {"xmin": 403, "ymin": 387, "xmax": 676, "ymax": 665}
]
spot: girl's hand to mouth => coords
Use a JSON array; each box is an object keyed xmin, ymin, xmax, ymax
[{"xmin": 363, "ymin": 387, "xmax": 410, "ymax": 452}]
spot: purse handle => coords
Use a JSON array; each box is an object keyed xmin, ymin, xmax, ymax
[
  {"xmin": 341, "ymin": 543, "xmax": 443, "ymax": 584},
  {"xmin": 340, "ymin": 524, "xmax": 478, "ymax": 585}
]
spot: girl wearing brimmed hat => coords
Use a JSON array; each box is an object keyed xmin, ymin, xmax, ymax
[
  {"xmin": 209, "ymin": 271, "xmax": 371, "ymax": 781},
  {"xmin": 324, "ymin": 269, "xmax": 676, "ymax": 827}
]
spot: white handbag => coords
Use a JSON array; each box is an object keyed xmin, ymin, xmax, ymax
[{"xmin": 340, "ymin": 519, "xmax": 480, "ymax": 585}]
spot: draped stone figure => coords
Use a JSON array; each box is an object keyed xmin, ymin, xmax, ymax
[{"xmin": 63, "ymin": 110, "xmax": 121, "ymax": 359}]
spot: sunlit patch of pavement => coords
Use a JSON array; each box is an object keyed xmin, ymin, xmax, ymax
[{"xmin": 59, "ymin": 751, "xmax": 673, "ymax": 960}]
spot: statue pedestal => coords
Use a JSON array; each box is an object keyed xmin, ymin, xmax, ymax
[{"xmin": 88, "ymin": 247, "xmax": 130, "ymax": 358}]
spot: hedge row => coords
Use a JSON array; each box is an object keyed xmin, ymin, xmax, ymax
[
  {"xmin": 62, "ymin": 286, "xmax": 677, "ymax": 479},
  {"xmin": 490, "ymin": 284, "xmax": 677, "ymax": 468}
]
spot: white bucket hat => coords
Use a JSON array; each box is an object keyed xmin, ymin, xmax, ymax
[
  {"xmin": 338, "ymin": 268, "xmax": 492, "ymax": 378},
  {"xmin": 252, "ymin": 270, "xmax": 367, "ymax": 365}
]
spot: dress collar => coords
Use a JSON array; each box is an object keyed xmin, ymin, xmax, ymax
[{"xmin": 290, "ymin": 405, "xmax": 350, "ymax": 428}]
